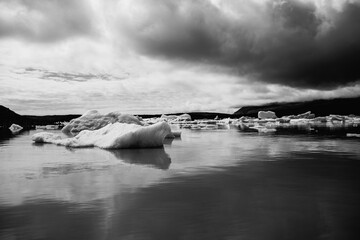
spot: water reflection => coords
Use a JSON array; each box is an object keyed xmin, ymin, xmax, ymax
[
  {"xmin": 1, "ymin": 154, "xmax": 359, "ymax": 240},
  {"xmin": 274, "ymin": 122, "xmax": 360, "ymax": 136},
  {"xmin": 105, "ymin": 155, "xmax": 360, "ymax": 240},
  {"xmin": 41, "ymin": 162, "xmax": 114, "ymax": 177},
  {"xmin": 109, "ymin": 148, "xmax": 171, "ymax": 170},
  {"xmin": 0, "ymin": 130, "xmax": 28, "ymax": 143},
  {"xmin": 1, "ymin": 129, "xmax": 360, "ymax": 239}
]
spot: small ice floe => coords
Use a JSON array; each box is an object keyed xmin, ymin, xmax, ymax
[
  {"xmin": 177, "ymin": 113, "xmax": 192, "ymax": 121},
  {"xmin": 45, "ymin": 125, "xmax": 60, "ymax": 130},
  {"xmin": 286, "ymin": 111, "xmax": 315, "ymax": 119},
  {"xmin": 202, "ymin": 124, "xmax": 218, "ymax": 130},
  {"xmin": 160, "ymin": 114, "xmax": 178, "ymax": 121},
  {"xmin": 346, "ymin": 133, "xmax": 360, "ymax": 138},
  {"xmin": 36, "ymin": 125, "xmax": 60, "ymax": 130},
  {"xmin": 181, "ymin": 124, "xmax": 192, "ymax": 129},
  {"xmin": 32, "ymin": 122, "xmax": 172, "ymax": 149},
  {"xmin": 9, "ymin": 123, "xmax": 23, "ymax": 134},
  {"xmin": 249, "ymin": 125, "xmax": 277, "ymax": 133},
  {"xmin": 32, "ymin": 132, "xmax": 62, "ymax": 142},
  {"xmin": 258, "ymin": 111, "xmax": 277, "ymax": 119},
  {"xmin": 216, "ymin": 122, "xmax": 230, "ymax": 130},
  {"xmin": 191, "ymin": 125, "xmax": 201, "ymax": 130}
]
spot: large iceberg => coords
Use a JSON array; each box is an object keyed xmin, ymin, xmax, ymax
[
  {"xmin": 62, "ymin": 110, "xmax": 142, "ymax": 134},
  {"xmin": 33, "ymin": 122, "xmax": 171, "ymax": 149}
]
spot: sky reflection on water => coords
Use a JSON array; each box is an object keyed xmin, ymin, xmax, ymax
[{"xmin": 0, "ymin": 129, "xmax": 359, "ymax": 240}]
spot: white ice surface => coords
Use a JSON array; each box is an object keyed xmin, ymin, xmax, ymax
[
  {"xmin": 62, "ymin": 110, "xmax": 142, "ymax": 134},
  {"xmin": 33, "ymin": 122, "xmax": 171, "ymax": 149}
]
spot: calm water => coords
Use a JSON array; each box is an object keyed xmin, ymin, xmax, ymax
[{"xmin": 0, "ymin": 129, "xmax": 359, "ymax": 240}]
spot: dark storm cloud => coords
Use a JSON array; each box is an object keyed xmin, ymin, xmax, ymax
[
  {"xmin": 119, "ymin": 0, "xmax": 360, "ymax": 89},
  {"xmin": 0, "ymin": 0, "xmax": 96, "ymax": 41}
]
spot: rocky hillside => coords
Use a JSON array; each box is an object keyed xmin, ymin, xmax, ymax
[{"xmin": 0, "ymin": 105, "xmax": 30, "ymax": 128}]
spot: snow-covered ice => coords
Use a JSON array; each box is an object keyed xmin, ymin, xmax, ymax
[
  {"xmin": 62, "ymin": 110, "xmax": 142, "ymax": 134},
  {"xmin": 33, "ymin": 122, "xmax": 171, "ymax": 149}
]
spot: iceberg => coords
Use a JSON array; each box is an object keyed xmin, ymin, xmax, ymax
[
  {"xmin": 258, "ymin": 111, "xmax": 277, "ymax": 119},
  {"xmin": 62, "ymin": 110, "xmax": 142, "ymax": 134},
  {"xmin": 32, "ymin": 122, "xmax": 172, "ymax": 149}
]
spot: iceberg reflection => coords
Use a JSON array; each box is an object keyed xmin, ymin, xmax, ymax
[{"xmin": 109, "ymin": 148, "xmax": 171, "ymax": 170}]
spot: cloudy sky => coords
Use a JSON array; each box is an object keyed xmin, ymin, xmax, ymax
[{"xmin": 1, "ymin": 0, "xmax": 360, "ymax": 115}]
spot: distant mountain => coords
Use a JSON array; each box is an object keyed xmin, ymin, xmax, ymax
[
  {"xmin": 1, "ymin": 104, "xmax": 232, "ymax": 132},
  {"xmin": 0, "ymin": 105, "xmax": 31, "ymax": 136},
  {"xmin": 233, "ymin": 97, "xmax": 360, "ymax": 117},
  {"xmin": 0, "ymin": 105, "xmax": 81, "ymax": 131},
  {"xmin": 25, "ymin": 114, "xmax": 81, "ymax": 126},
  {"xmin": 0, "ymin": 105, "xmax": 30, "ymax": 128}
]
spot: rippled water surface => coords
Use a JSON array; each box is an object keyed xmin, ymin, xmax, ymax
[{"xmin": 0, "ymin": 129, "xmax": 359, "ymax": 240}]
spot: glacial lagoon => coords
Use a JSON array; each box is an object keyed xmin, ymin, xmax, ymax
[{"xmin": 1, "ymin": 128, "xmax": 360, "ymax": 239}]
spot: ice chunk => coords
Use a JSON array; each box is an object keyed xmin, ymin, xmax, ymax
[
  {"xmin": 347, "ymin": 133, "xmax": 360, "ymax": 138},
  {"xmin": 177, "ymin": 113, "xmax": 191, "ymax": 121},
  {"xmin": 288, "ymin": 111, "xmax": 315, "ymax": 119},
  {"xmin": 62, "ymin": 110, "xmax": 142, "ymax": 134},
  {"xmin": 258, "ymin": 111, "xmax": 277, "ymax": 119},
  {"xmin": 32, "ymin": 132, "xmax": 62, "ymax": 143},
  {"xmin": 33, "ymin": 122, "xmax": 171, "ymax": 149},
  {"xmin": 249, "ymin": 125, "xmax": 277, "ymax": 133},
  {"xmin": 9, "ymin": 124, "xmax": 23, "ymax": 134},
  {"xmin": 160, "ymin": 114, "xmax": 178, "ymax": 120}
]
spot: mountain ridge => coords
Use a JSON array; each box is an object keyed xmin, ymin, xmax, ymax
[
  {"xmin": 233, "ymin": 97, "xmax": 360, "ymax": 117},
  {"xmin": 0, "ymin": 105, "xmax": 30, "ymax": 128}
]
